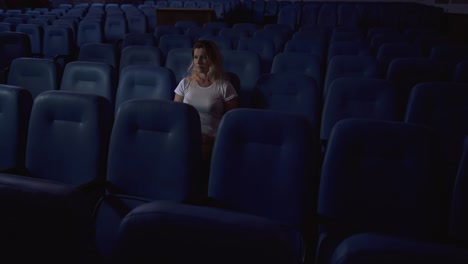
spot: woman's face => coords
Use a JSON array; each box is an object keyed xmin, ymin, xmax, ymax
[{"xmin": 193, "ymin": 48, "xmax": 212, "ymax": 75}]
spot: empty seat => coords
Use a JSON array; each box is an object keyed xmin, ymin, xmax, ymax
[
  {"xmin": 316, "ymin": 118, "xmax": 446, "ymax": 264},
  {"xmin": 198, "ymin": 35, "xmax": 233, "ymax": 51},
  {"xmin": 218, "ymin": 28, "xmax": 250, "ymax": 49},
  {"xmin": 326, "ymin": 40, "xmax": 370, "ymax": 63},
  {"xmin": 93, "ymin": 99, "xmax": 203, "ymax": 262},
  {"xmin": 222, "ymin": 50, "xmax": 261, "ymax": 108},
  {"xmin": 0, "ymin": 32, "xmax": 32, "ymax": 83},
  {"xmin": 7, "ymin": 57, "xmax": 60, "ymax": 99},
  {"xmin": 42, "ymin": 25, "xmax": 75, "ymax": 65},
  {"xmin": 126, "ymin": 13, "xmax": 148, "ymax": 33},
  {"xmin": 430, "ymin": 45, "xmax": 468, "ymax": 81},
  {"xmin": 77, "ymin": 19, "xmax": 104, "ymax": 47},
  {"xmin": 153, "ymin": 25, "xmax": 184, "ymax": 44},
  {"xmin": 386, "ymin": 58, "xmax": 444, "ymax": 119},
  {"xmin": 405, "ymin": 82, "xmax": 468, "ymax": 186},
  {"xmin": 157, "ymin": 34, "xmax": 192, "ymax": 63},
  {"xmin": 376, "ymin": 42, "xmax": 423, "ymax": 74},
  {"xmin": 253, "ymin": 72, "xmax": 320, "ymax": 132},
  {"xmin": 15, "ymin": 23, "xmax": 43, "ymax": 56},
  {"xmin": 321, "ymin": 78, "xmax": 397, "ymax": 152},
  {"xmin": 237, "ymin": 37, "xmax": 275, "ymax": 74},
  {"xmin": 104, "ymin": 15, "xmax": 128, "ymax": 44},
  {"xmin": 284, "ymin": 39, "xmax": 327, "ymax": 63},
  {"xmin": 78, "ymin": 42, "xmax": 118, "ymax": 70},
  {"xmin": 115, "ymin": 65, "xmax": 176, "ymax": 113},
  {"xmin": 121, "ymin": 32, "xmax": 155, "ymax": 49},
  {"xmin": 165, "ymin": 48, "xmax": 192, "ymax": 84},
  {"xmin": 112, "ymin": 108, "xmax": 318, "ymax": 264},
  {"xmin": 60, "ymin": 61, "xmax": 116, "ymax": 107},
  {"xmin": 184, "ymin": 26, "xmax": 215, "ymax": 42},
  {"xmin": 119, "ymin": 45, "xmax": 162, "ymax": 72},
  {"xmin": 270, "ymin": 52, "xmax": 323, "ymax": 90},
  {"xmin": 0, "ymin": 90, "xmax": 113, "ymax": 262},
  {"xmin": 323, "ymin": 55, "xmax": 381, "ymax": 100}
]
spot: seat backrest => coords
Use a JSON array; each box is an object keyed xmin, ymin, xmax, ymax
[
  {"xmin": 119, "ymin": 45, "xmax": 162, "ymax": 72},
  {"xmin": 284, "ymin": 39, "xmax": 327, "ymax": 63},
  {"xmin": 158, "ymin": 34, "xmax": 192, "ymax": 63},
  {"xmin": 277, "ymin": 5, "xmax": 299, "ymax": 31},
  {"xmin": 271, "ymin": 52, "xmax": 323, "ymax": 89},
  {"xmin": 430, "ymin": 45, "xmax": 468, "ymax": 80},
  {"xmin": 184, "ymin": 26, "xmax": 215, "ymax": 42},
  {"xmin": 7, "ymin": 57, "xmax": 60, "ymax": 99},
  {"xmin": 108, "ymin": 99, "xmax": 202, "ymax": 200},
  {"xmin": 16, "ymin": 23, "xmax": 44, "ymax": 55},
  {"xmin": 104, "ymin": 15, "xmax": 128, "ymax": 44},
  {"xmin": 232, "ymin": 22, "xmax": 258, "ymax": 36},
  {"xmin": 386, "ymin": 57, "xmax": 444, "ymax": 118},
  {"xmin": 327, "ymin": 40, "xmax": 370, "ymax": 63},
  {"xmin": 198, "ymin": 35, "xmax": 232, "ymax": 51},
  {"xmin": 324, "ymin": 55, "xmax": 381, "ymax": 100},
  {"xmin": 42, "ymin": 24, "xmax": 74, "ymax": 62},
  {"xmin": 61, "ymin": 61, "xmax": 116, "ymax": 106},
  {"xmin": 165, "ymin": 48, "xmax": 192, "ymax": 84},
  {"xmin": 0, "ymin": 32, "xmax": 32, "ymax": 75},
  {"xmin": 77, "ymin": 19, "xmax": 104, "ymax": 47},
  {"xmin": 253, "ymin": 28, "xmax": 287, "ymax": 54},
  {"xmin": 376, "ymin": 42, "xmax": 423, "ymax": 73},
  {"xmin": 405, "ymin": 82, "xmax": 468, "ymax": 181},
  {"xmin": 321, "ymin": 78, "xmax": 397, "ymax": 142},
  {"xmin": 218, "ymin": 28, "xmax": 250, "ymax": 49},
  {"xmin": 25, "ymin": 90, "xmax": 112, "ymax": 184},
  {"xmin": 78, "ymin": 42, "xmax": 118, "ymax": 69},
  {"xmin": 115, "ymin": 65, "xmax": 176, "ymax": 113},
  {"xmin": 0, "ymin": 84, "xmax": 33, "ymax": 170},
  {"xmin": 237, "ymin": 37, "xmax": 275, "ymax": 74},
  {"xmin": 221, "ymin": 50, "xmax": 261, "ymax": 108},
  {"xmin": 317, "ymin": 118, "xmax": 446, "ymax": 263},
  {"xmin": 126, "ymin": 14, "xmax": 148, "ymax": 33},
  {"xmin": 253, "ymin": 72, "xmax": 320, "ymax": 130},
  {"xmin": 209, "ymin": 108, "xmax": 318, "ymax": 228},
  {"xmin": 94, "ymin": 99, "xmax": 202, "ymax": 260},
  {"xmin": 153, "ymin": 25, "xmax": 184, "ymax": 44},
  {"xmin": 121, "ymin": 32, "xmax": 155, "ymax": 50}
]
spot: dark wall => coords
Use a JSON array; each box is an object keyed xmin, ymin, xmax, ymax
[{"xmin": 4, "ymin": 0, "xmax": 48, "ymax": 8}]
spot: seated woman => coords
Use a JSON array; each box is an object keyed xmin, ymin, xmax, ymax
[{"xmin": 174, "ymin": 40, "xmax": 238, "ymax": 162}]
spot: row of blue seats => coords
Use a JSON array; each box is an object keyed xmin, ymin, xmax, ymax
[
  {"xmin": 0, "ymin": 80, "xmax": 467, "ymax": 263},
  {"xmin": 3, "ymin": 27, "xmax": 468, "ymax": 116},
  {"xmin": 3, "ymin": 51, "xmax": 468, "ymax": 170}
]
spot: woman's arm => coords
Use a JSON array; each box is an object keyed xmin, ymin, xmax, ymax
[
  {"xmin": 224, "ymin": 97, "xmax": 238, "ymax": 112},
  {"xmin": 174, "ymin": 94, "xmax": 184, "ymax": 102}
]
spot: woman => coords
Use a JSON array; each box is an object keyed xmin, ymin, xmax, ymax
[{"xmin": 174, "ymin": 40, "xmax": 238, "ymax": 161}]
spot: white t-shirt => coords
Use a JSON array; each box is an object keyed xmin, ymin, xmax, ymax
[{"xmin": 174, "ymin": 78, "xmax": 238, "ymax": 137}]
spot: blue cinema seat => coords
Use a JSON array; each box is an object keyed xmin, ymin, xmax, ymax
[
  {"xmin": 92, "ymin": 99, "xmax": 203, "ymax": 262},
  {"xmin": 111, "ymin": 108, "xmax": 319, "ymax": 264},
  {"xmin": 114, "ymin": 65, "xmax": 176, "ymax": 113},
  {"xmin": 315, "ymin": 119, "xmax": 447, "ymax": 264},
  {"xmin": 0, "ymin": 91, "xmax": 113, "ymax": 263},
  {"xmin": 7, "ymin": 57, "xmax": 60, "ymax": 99}
]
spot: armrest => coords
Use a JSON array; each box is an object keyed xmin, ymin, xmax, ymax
[{"xmin": 112, "ymin": 201, "xmax": 303, "ymax": 264}]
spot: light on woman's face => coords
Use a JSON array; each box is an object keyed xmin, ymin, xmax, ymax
[{"xmin": 193, "ymin": 48, "xmax": 211, "ymax": 74}]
